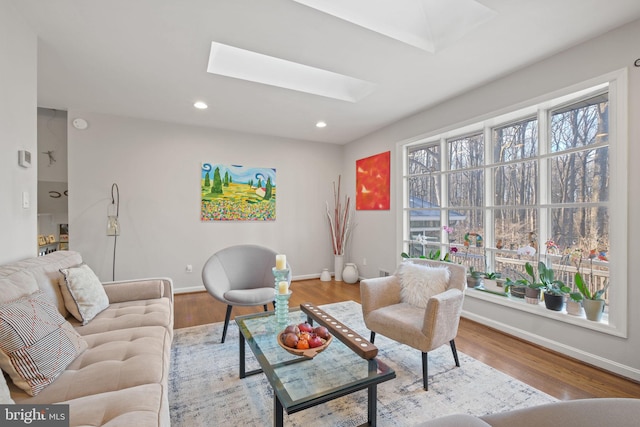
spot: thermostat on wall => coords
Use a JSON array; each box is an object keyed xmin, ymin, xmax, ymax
[{"xmin": 18, "ymin": 150, "xmax": 31, "ymax": 168}]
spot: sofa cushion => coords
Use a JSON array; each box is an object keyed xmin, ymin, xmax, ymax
[
  {"xmin": 72, "ymin": 298, "xmax": 173, "ymax": 337},
  {"xmin": 10, "ymin": 326, "xmax": 171, "ymax": 404},
  {"xmin": 103, "ymin": 279, "xmax": 166, "ymax": 303},
  {"xmin": 0, "ymin": 251, "xmax": 84, "ymax": 317},
  {"xmin": 364, "ymin": 302, "xmax": 431, "ymax": 350},
  {"xmin": 0, "ymin": 274, "xmax": 39, "ymax": 304},
  {"xmin": 0, "ymin": 291, "xmax": 88, "ymax": 396},
  {"xmin": 59, "ymin": 263, "xmax": 109, "ymax": 325},
  {"xmin": 399, "ymin": 262, "xmax": 451, "ymax": 308},
  {"xmin": 48, "ymin": 384, "xmax": 167, "ymax": 427}
]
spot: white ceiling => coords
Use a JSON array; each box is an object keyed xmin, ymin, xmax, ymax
[{"xmin": 11, "ymin": 0, "xmax": 640, "ymax": 144}]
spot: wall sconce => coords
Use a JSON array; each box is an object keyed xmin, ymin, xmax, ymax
[{"xmin": 107, "ymin": 183, "xmax": 120, "ymax": 236}]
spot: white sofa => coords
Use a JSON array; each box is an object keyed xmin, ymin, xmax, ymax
[{"xmin": 0, "ymin": 251, "xmax": 173, "ymax": 427}]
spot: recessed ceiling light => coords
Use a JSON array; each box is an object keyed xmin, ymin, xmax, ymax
[
  {"xmin": 316, "ymin": 121, "xmax": 327, "ymax": 128},
  {"xmin": 194, "ymin": 101, "xmax": 208, "ymax": 109},
  {"xmin": 207, "ymin": 42, "xmax": 376, "ymax": 102}
]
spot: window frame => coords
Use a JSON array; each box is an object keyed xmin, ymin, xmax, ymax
[{"xmin": 399, "ymin": 69, "xmax": 628, "ymax": 337}]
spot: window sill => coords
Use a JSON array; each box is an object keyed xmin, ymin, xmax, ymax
[{"xmin": 464, "ymin": 287, "xmax": 624, "ymax": 338}]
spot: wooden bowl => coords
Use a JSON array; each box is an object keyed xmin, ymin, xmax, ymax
[{"xmin": 277, "ymin": 331, "xmax": 333, "ymax": 358}]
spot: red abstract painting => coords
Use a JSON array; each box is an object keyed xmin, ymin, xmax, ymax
[{"xmin": 356, "ymin": 151, "xmax": 390, "ymax": 210}]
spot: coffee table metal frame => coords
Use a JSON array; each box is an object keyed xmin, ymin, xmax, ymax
[{"xmin": 236, "ymin": 308, "xmax": 395, "ymax": 427}]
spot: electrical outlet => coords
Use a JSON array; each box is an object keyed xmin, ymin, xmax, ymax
[
  {"xmin": 363, "ymin": 258, "xmax": 367, "ymax": 266},
  {"xmin": 185, "ymin": 264, "xmax": 193, "ymax": 273},
  {"xmin": 379, "ymin": 269, "xmax": 390, "ymax": 277}
]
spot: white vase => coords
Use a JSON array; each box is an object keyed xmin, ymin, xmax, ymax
[
  {"xmin": 334, "ymin": 255, "xmax": 344, "ymax": 281},
  {"xmin": 320, "ymin": 268, "xmax": 331, "ymax": 281},
  {"xmin": 342, "ymin": 263, "xmax": 358, "ymax": 284}
]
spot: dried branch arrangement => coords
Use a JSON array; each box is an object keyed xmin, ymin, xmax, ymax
[{"xmin": 326, "ymin": 175, "xmax": 353, "ymax": 256}]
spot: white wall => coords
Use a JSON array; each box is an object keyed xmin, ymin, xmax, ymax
[
  {"xmin": 0, "ymin": 0, "xmax": 37, "ymax": 263},
  {"xmin": 345, "ymin": 19, "xmax": 640, "ymax": 380},
  {"xmin": 67, "ymin": 112, "xmax": 344, "ymax": 290}
]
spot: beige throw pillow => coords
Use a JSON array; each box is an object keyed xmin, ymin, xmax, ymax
[
  {"xmin": 59, "ymin": 263, "xmax": 109, "ymax": 325},
  {"xmin": 0, "ymin": 291, "xmax": 87, "ymax": 396},
  {"xmin": 398, "ymin": 262, "xmax": 451, "ymax": 308}
]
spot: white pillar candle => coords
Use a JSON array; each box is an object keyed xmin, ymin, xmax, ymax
[
  {"xmin": 275, "ymin": 254, "xmax": 287, "ymax": 270},
  {"xmin": 278, "ymin": 281, "xmax": 288, "ymax": 294}
]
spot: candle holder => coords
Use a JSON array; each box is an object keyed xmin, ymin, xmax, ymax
[
  {"xmin": 272, "ymin": 267, "xmax": 290, "ymax": 291},
  {"xmin": 272, "ymin": 267, "xmax": 291, "ymax": 329},
  {"xmin": 275, "ymin": 291, "xmax": 292, "ymax": 330}
]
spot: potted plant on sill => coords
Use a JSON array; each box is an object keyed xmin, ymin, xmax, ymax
[
  {"xmin": 467, "ymin": 267, "xmax": 483, "ymax": 288},
  {"xmin": 507, "ymin": 262, "xmax": 544, "ymax": 305},
  {"xmin": 566, "ymin": 292, "xmax": 585, "ymax": 317},
  {"xmin": 572, "ymin": 272, "xmax": 609, "ymax": 321},
  {"xmin": 401, "ymin": 248, "xmax": 455, "ymax": 263},
  {"xmin": 481, "ymin": 271, "xmax": 503, "ymax": 293},
  {"xmin": 503, "ymin": 277, "xmax": 526, "ymax": 299},
  {"xmin": 532, "ymin": 262, "xmax": 570, "ymax": 311}
]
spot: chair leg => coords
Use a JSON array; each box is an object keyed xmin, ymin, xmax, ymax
[
  {"xmin": 422, "ymin": 352, "xmax": 429, "ymax": 391},
  {"xmin": 221, "ymin": 305, "xmax": 233, "ymax": 343},
  {"xmin": 370, "ymin": 331, "xmax": 376, "ymax": 343},
  {"xmin": 450, "ymin": 339, "xmax": 460, "ymax": 367}
]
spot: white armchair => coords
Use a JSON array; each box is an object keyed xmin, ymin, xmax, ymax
[{"xmin": 360, "ymin": 259, "xmax": 466, "ymax": 390}]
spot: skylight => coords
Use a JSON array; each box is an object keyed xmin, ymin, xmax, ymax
[
  {"xmin": 292, "ymin": 0, "xmax": 496, "ymax": 53},
  {"xmin": 207, "ymin": 42, "xmax": 376, "ymax": 103}
]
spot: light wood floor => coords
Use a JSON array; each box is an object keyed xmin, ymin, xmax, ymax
[{"xmin": 174, "ymin": 279, "xmax": 640, "ymax": 401}]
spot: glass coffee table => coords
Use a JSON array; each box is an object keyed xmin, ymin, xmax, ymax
[{"xmin": 235, "ymin": 304, "xmax": 396, "ymax": 427}]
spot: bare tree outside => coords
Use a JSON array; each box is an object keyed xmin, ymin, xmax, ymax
[{"xmin": 405, "ymin": 91, "xmax": 610, "ymax": 299}]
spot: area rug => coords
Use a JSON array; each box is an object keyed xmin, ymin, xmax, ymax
[{"xmin": 169, "ymin": 300, "xmax": 556, "ymax": 426}]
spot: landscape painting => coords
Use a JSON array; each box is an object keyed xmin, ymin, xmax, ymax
[
  {"xmin": 201, "ymin": 163, "xmax": 276, "ymax": 221},
  {"xmin": 356, "ymin": 151, "xmax": 390, "ymax": 210}
]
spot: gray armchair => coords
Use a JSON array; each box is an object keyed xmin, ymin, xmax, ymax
[
  {"xmin": 415, "ymin": 398, "xmax": 640, "ymax": 426},
  {"xmin": 360, "ymin": 259, "xmax": 466, "ymax": 390},
  {"xmin": 202, "ymin": 244, "xmax": 290, "ymax": 343}
]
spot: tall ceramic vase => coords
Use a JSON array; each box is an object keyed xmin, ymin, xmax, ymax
[{"xmin": 334, "ymin": 255, "xmax": 344, "ymax": 281}]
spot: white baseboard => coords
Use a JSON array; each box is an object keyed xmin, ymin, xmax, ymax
[
  {"xmin": 462, "ymin": 310, "xmax": 640, "ymax": 382},
  {"xmin": 173, "ymin": 275, "xmax": 321, "ymax": 294},
  {"xmin": 174, "ymin": 285, "xmax": 206, "ymax": 294}
]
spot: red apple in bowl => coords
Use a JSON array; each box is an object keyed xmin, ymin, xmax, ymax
[
  {"xmin": 283, "ymin": 324, "xmax": 299, "ymax": 335},
  {"xmin": 298, "ymin": 322, "xmax": 313, "ymax": 333},
  {"xmin": 313, "ymin": 326, "xmax": 329, "ymax": 340},
  {"xmin": 308, "ymin": 335, "xmax": 324, "ymax": 348},
  {"xmin": 282, "ymin": 332, "xmax": 299, "ymax": 348}
]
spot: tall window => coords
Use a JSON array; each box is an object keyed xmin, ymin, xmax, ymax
[{"xmin": 403, "ymin": 78, "xmax": 626, "ymax": 330}]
